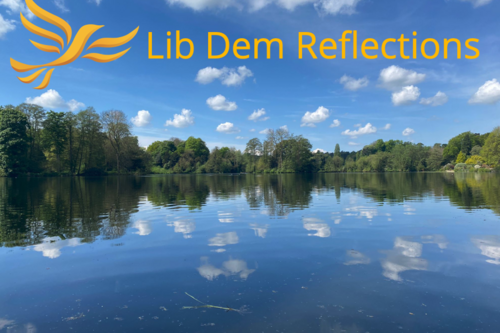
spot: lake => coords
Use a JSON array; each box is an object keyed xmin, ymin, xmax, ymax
[{"xmin": 1, "ymin": 173, "xmax": 499, "ymax": 333}]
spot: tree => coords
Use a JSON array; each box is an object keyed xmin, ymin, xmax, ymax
[
  {"xmin": 76, "ymin": 107, "xmax": 104, "ymax": 174},
  {"xmin": 43, "ymin": 111, "xmax": 67, "ymax": 172},
  {"xmin": 64, "ymin": 112, "xmax": 77, "ymax": 173},
  {"xmin": 16, "ymin": 103, "xmax": 46, "ymax": 171},
  {"xmin": 101, "ymin": 110, "xmax": 131, "ymax": 172},
  {"xmin": 470, "ymin": 145, "xmax": 482, "ymax": 156},
  {"xmin": 481, "ymin": 127, "xmax": 500, "ymax": 166},
  {"xmin": 456, "ymin": 151, "xmax": 467, "ymax": 163},
  {"xmin": 185, "ymin": 137, "xmax": 210, "ymax": 164},
  {"xmin": 245, "ymin": 138, "xmax": 262, "ymax": 172},
  {"xmin": 334, "ymin": 144, "xmax": 341, "ymax": 157},
  {"xmin": 0, "ymin": 106, "xmax": 29, "ymax": 176},
  {"xmin": 427, "ymin": 144, "xmax": 444, "ymax": 170}
]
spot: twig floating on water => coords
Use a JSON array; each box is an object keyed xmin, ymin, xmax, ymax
[{"xmin": 182, "ymin": 292, "xmax": 250, "ymax": 315}]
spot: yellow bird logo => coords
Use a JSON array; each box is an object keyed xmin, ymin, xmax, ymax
[{"xmin": 11, "ymin": 0, "xmax": 139, "ymax": 89}]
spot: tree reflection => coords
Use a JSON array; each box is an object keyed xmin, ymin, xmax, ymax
[{"xmin": 1, "ymin": 173, "xmax": 500, "ymax": 251}]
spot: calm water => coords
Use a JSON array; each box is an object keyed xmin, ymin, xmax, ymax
[{"xmin": 1, "ymin": 173, "xmax": 500, "ymax": 333}]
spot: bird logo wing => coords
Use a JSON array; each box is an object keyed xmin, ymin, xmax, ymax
[{"xmin": 11, "ymin": 0, "xmax": 139, "ymax": 89}]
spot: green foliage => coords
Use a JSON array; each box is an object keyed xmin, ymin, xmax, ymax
[
  {"xmin": 334, "ymin": 144, "xmax": 341, "ymax": 157},
  {"xmin": 0, "ymin": 104, "xmax": 148, "ymax": 177},
  {"xmin": 465, "ymin": 155, "xmax": 482, "ymax": 165},
  {"xmin": 456, "ymin": 151, "xmax": 467, "ymax": 163},
  {"xmin": 481, "ymin": 127, "xmax": 500, "ymax": 167},
  {"xmin": 470, "ymin": 145, "xmax": 482, "ymax": 156},
  {"xmin": 443, "ymin": 131, "xmax": 488, "ymax": 163},
  {"xmin": 0, "ymin": 107, "xmax": 29, "ymax": 176}
]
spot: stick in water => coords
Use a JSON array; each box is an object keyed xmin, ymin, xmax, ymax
[{"xmin": 182, "ymin": 292, "xmax": 250, "ymax": 315}]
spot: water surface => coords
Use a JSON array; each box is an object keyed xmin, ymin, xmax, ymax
[{"xmin": 1, "ymin": 173, "xmax": 500, "ymax": 332}]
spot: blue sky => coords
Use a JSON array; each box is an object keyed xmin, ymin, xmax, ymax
[{"xmin": 0, "ymin": 0, "xmax": 499, "ymax": 152}]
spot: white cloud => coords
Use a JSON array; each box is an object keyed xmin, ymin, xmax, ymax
[
  {"xmin": 339, "ymin": 75, "xmax": 369, "ymax": 91},
  {"xmin": 0, "ymin": 13, "xmax": 15, "ymax": 37},
  {"xmin": 315, "ymin": 0, "xmax": 361, "ymax": 15},
  {"xmin": 196, "ymin": 66, "xmax": 253, "ymax": 86},
  {"xmin": 342, "ymin": 123, "xmax": 377, "ymax": 138},
  {"xmin": 354, "ymin": 123, "xmax": 361, "ymax": 127},
  {"xmin": 382, "ymin": 124, "xmax": 391, "ymax": 130},
  {"xmin": 348, "ymin": 142, "xmax": 360, "ymax": 146},
  {"xmin": 25, "ymin": 89, "xmax": 84, "ymax": 112},
  {"xmin": 313, "ymin": 148, "xmax": 326, "ymax": 153},
  {"xmin": 249, "ymin": 129, "xmax": 256, "ymax": 132},
  {"xmin": 259, "ymin": 128, "xmax": 272, "ymax": 135},
  {"xmin": 207, "ymin": 95, "xmax": 238, "ymax": 111},
  {"xmin": 461, "ymin": 0, "xmax": 492, "ymax": 8},
  {"xmin": 236, "ymin": 136, "xmax": 247, "ymax": 140},
  {"xmin": 131, "ymin": 110, "xmax": 152, "ymax": 127},
  {"xmin": 330, "ymin": 119, "xmax": 341, "ymax": 128},
  {"xmin": 0, "ymin": 0, "xmax": 34, "ymax": 19},
  {"xmin": 392, "ymin": 85, "xmax": 421, "ymax": 106},
  {"xmin": 469, "ymin": 79, "xmax": 500, "ymax": 105},
  {"xmin": 248, "ymin": 108, "xmax": 269, "ymax": 121},
  {"xmin": 402, "ymin": 128, "xmax": 415, "ymax": 136},
  {"xmin": 168, "ymin": 0, "xmax": 361, "ymax": 15},
  {"xmin": 54, "ymin": 0, "xmax": 69, "ymax": 12},
  {"xmin": 379, "ymin": 65, "xmax": 426, "ymax": 90},
  {"xmin": 301, "ymin": 106, "xmax": 330, "ymax": 127},
  {"xmin": 165, "ymin": 109, "xmax": 195, "ymax": 128},
  {"xmin": 280, "ymin": 125, "xmax": 289, "ymax": 132},
  {"xmin": 216, "ymin": 122, "xmax": 240, "ymax": 134},
  {"xmin": 420, "ymin": 91, "xmax": 448, "ymax": 106}
]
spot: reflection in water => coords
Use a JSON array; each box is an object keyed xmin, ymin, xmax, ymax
[
  {"xmin": 344, "ymin": 206, "xmax": 378, "ymax": 221},
  {"xmin": 1, "ymin": 173, "xmax": 500, "ymax": 249},
  {"xmin": 403, "ymin": 205, "xmax": 417, "ymax": 215},
  {"xmin": 132, "ymin": 220, "xmax": 152, "ymax": 236},
  {"xmin": 471, "ymin": 236, "xmax": 500, "ymax": 265},
  {"xmin": 250, "ymin": 224, "xmax": 269, "ymax": 238},
  {"xmin": 208, "ymin": 232, "xmax": 239, "ymax": 247},
  {"xmin": 0, "ymin": 318, "xmax": 14, "ymax": 330},
  {"xmin": 344, "ymin": 250, "xmax": 371, "ymax": 265},
  {"xmin": 32, "ymin": 237, "xmax": 82, "ymax": 259},
  {"xmin": 0, "ymin": 320, "xmax": 37, "ymax": 333},
  {"xmin": 381, "ymin": 237, "xmax": 428, "ymax": 281},
  {"xmin": 167, "ymin": 218, "xmax": 195, "ymax": 239},
  {"xmin": 302, "ymin": 218, "xmax": 331, "ymax": 238},
  {"xmin": 421, "ymin": 234, "xmax": 449, "ymax": 249},
  {"xmin": 197, "ymin": 257, "xmax": 256, "ymax": 281},
  {"xmin": 218, "ymin": 211, "xmax": 235, "ymax": 223}
]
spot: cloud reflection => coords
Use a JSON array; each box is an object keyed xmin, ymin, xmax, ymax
[
  {"xmin": 421, "ymin": 234, "xmax": 448, "ymax": 249},
  {"xmin": 132, "ymin": 220, "xmax": 152, "ymax": 236},
  {"xmin": 218, "ymin": 211, "xmax": 235, "ymax": 223},
  {"xmin": 167, "ymin": 218, "xmax": 195, "ymax": 239},
  {"xmin": 381, "ymin": 237, "xmax": 428, "ymax": 281},
  {"xmin": 250, "ymin": 224, "xmax": 269, "ymax": 238},
  {"xmin": 197, "ymin": 257, "xmax": 256, "ymax": 281},
  {"xmin": 471, "ymin": 236, "xmax": 500, "ymax": 265},
  {"xmin": 302, "ymin": 218, "xmax": 331, "ymax": 238},
  {"xmin": 208, "ymin": 232, "xmax": 239, "ymax": 246},
  {"xmin": 344, "ymin": 250, "xmax": 371, "ymax": 265},
  {"xmin": 32, "ymin": 237, "xmax": 82, "ymax": 259}
]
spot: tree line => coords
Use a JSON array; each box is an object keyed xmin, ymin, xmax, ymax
[
  {"xmin": 0, "ymin": 104, "xmax": 150, "ymax": 176},
  {"xmin": 0, "ymin": 103, "xmax": 499, "ymax": 176}
]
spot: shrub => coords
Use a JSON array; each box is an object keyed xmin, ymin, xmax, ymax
[
  {"xmin": 465, "ymin": 155, "xmax": 482, "ymax": 165},
  {"xmin": 456, "ymin": 152, "xmax": 467, "ymax": 163},
  {"xmin": 454, "ymin": 163, "xmax": 467, "ymax": 171}
]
